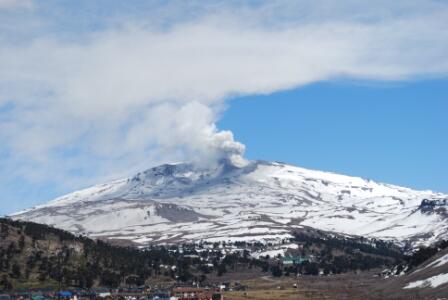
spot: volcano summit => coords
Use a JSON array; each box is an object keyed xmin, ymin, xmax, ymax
[{"xmin": 12, "ymin": 160, "xmax": 448, "ymax": 247}]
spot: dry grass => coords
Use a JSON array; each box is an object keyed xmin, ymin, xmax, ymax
[
  {"xmin": 224, "ymin": 288, "xmax": 326, "ymax": 300},
  {"xmin": 219, "ymin": 271, "xmax": 448, "ymax": 300},
  {"xmin": 222, "ymin": 276, "xmax": 337, "ymax": 300}
]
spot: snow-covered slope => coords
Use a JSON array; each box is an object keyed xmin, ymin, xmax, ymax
[
  {"xmin": 11, "ymin": 160, "xmax": 448, "ymax": 247},
  {"xmin": 404, "ymin": 249, "xmax": 448, "ymax": 290}
]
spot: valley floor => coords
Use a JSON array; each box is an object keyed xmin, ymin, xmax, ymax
[
  {"xmin": 4, "ymin": 271, "xmax": 446, "ymax": 300},
  {"xmin": 221, "ymin": 272, "xmax": 447, "ymax": 300}
]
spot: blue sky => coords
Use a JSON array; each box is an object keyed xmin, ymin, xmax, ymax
[
  {"xmin": 221, "ymin": 80, "xmax": 448, "ymax": 193},
  {"xmin": 1, "ymin": 1, "xmax": 448, "ymax": 215}
]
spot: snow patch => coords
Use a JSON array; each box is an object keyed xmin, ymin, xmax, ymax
[{"xmin": 404, "ymin": 273, "xmax": 448, "ymax": 289}]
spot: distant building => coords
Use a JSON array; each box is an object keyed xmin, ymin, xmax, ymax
[
  {"xmin": 149, "ymin": 291, "xmax": 170, "ymax": 300},
  {"xmin": 281, "ymin": 255, "xmax": 309, "ymax": 265},
  {"xmin": 171, "ymin": 287, "xmax": 223, "ymax": 300}
]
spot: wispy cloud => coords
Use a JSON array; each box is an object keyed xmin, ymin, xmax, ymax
[{"xmin": 1, "ymin": 0, "xmax": 448, "ymax": 211}]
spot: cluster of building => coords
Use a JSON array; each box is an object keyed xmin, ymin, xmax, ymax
[
  {"xmin": 0, "ymin": 286, "xmax": 225, "ymax": 300},
  {"xmin": 1, "ymin": 289, "xmax": 105, "ymax": 300},
  {"xmin": 165, "ymin": 239, "xmax": 307, "ymax": 261},
  {"xmin": 280, "ymin": 255, "xmax": 310, "ymax": 266}
]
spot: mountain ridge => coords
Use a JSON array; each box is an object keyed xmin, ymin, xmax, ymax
[{"xmin": 11, "ymin": 160, "xmax": 448, "ymax": 248}]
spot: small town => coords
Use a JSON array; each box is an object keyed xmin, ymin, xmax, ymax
[{"xmin": 1, "ymin": 285, "xmax": 228, "ymax": 300}]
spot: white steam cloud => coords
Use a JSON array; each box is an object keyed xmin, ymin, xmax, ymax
[{"xmin": 0, "ymin": 0, "xmax": 448, "ymax": 207}]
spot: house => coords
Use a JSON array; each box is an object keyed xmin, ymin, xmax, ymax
[
  {"xmin": 92, "ymin": 287, "xmax": 111, "ymax": 298},
  {"xmin": 281, "ymin": 255, "xmax": 309, "ymax": 266},
  {"xmin": 149, "ymin": 291, "xmax": 170, "ymax": 300}
]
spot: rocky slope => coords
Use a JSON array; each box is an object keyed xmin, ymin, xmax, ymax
[{"xmin": 11, "ymin": 160, "xmax": 448, "ymax": 247}]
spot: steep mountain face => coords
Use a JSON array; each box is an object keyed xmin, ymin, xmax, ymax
[
  {"xmin": 11, "ymin": 160, "xmax": 448, "ymax": 247},
  {"xmin": 402, "ymin": 248, "xmax": 448, "ymax": 290}
]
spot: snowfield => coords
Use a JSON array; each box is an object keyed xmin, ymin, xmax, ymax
[
  {"xmin": 404, "ymin": 273, "xmax": 448, "ymax": 289},
  {"xmin": 11, "ymin": 160, "xmax": 448, "ymax": 247}
]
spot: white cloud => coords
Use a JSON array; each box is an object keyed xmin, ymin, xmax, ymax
[{"xmin": 0, "ymin": 0, "xmax": 448, "ymax": 205}]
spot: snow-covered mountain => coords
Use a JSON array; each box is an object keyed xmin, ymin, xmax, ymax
[{"xmin": 11, "ymin": 160, "xmax": 448, "ymax": 247}]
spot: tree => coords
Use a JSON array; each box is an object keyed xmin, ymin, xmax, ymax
[
  {"xmin": 11, "ymin": 262, "xmax": 22, "ymax": 278},
  {"xmin": 199, "ymin": 274, "xmax": 207, "ymax": 285},
  {"xmin": 304, "ymin": 262, "xmax": 319, "ymax": 275},
  {"xmin": 217, "ymin": 263, "xmax": 227, "ymax": 276},
  {"xmin": 18, "ymin": 235, "xmax": 25, "ymax": 251},
  {"xmin": 0, "ymin": 223, "xmax": 9, "ymax": 238},
  {"xmin": 271, "ymin": 265, "xmax": 283, "ymax": 277},
  {"xmin": 0, "ymin": 274, "xmax": 13, "ymax": 291},
  {"xmin": 101, "ymin": 270, "xmax": 121, "ymax": 288}
]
